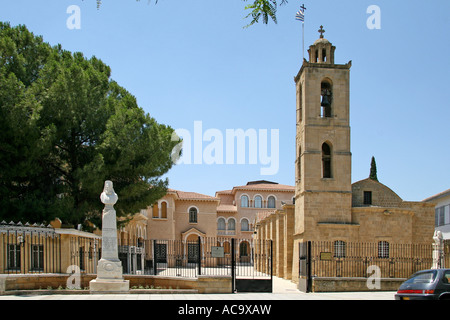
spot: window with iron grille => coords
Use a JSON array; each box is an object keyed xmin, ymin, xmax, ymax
[
  {"xmin": 378, "ymin": 241, "xmax": 389, "ymax": 259},
  {"xmin": 364, "ymin": 191, "xmax": 372, "ymax": 205},
  {"xmin": 31, "ymin": 244, "xmax": 44, "ymax": 271},
  {"xmin": 334, "ymin": 240, "xmax": 346, "ymax": 258},
  {"xmin": 8, "ymin": 244, "xmax": 21, "ymax": 270}
]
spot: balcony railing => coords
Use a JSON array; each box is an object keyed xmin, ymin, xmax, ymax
[{"xmin": 217, "ymin": 230, "xmax": 236, "ymax": 236}]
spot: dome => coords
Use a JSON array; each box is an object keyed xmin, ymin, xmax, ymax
[{"xmin": 313, "ymin": 38, "xmax": 331, "ymax": 45}]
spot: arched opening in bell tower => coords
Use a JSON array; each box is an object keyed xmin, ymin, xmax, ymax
[
  {"xmin": 320, "ymin": 80, "xmax": 333, "ymax": 118},
  {"xmin": 322, "ymin": 142, "xmax": 332, "ymax": 178}
]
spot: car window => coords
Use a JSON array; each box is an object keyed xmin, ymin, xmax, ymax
[
  {"xmin": 443, "ymin": 271, "xmax": 450, "ymax": 284},
  {"xmin": 404, "ymin": 271, "xmax": 437, "ymax": 284}
]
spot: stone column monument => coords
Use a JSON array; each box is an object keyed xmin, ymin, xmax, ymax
[{"xmin": 90, "ymin": 181, "xmax": 129, "ymax": 293}]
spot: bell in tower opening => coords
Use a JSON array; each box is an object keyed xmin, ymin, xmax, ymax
[{"xmin": 321, "ymin": 81, "xmax": 332, "ymax": 118}]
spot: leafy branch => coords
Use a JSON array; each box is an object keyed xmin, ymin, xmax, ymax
[{"xmin": 243, "ymin": 0, "xmax": 288, "ymax": 27}]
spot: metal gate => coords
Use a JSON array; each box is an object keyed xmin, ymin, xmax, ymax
[
  {"xmin": 232, "ymin": 239, "xmax": 273, "ymax": 293},
  {"xmin": 298, "ymin": 241, "xmax": 311, "ymax": 293}
]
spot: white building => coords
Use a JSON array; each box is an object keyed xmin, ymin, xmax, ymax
[{"xmin": 424, "ymin": 189, "xmax": 450, "ymax": 240}]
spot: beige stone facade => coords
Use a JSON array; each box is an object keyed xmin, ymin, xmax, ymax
[
  {"xmin": 254, "ymin": 31, "xmax": 435, "ymax": 284},
  {"xmin": 145, "ymin": 181, "xmax": 294, "ymax": 246}
]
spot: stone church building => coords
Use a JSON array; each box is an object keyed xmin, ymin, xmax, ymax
[{"xmin": 254, "ymin": 28, "xmax": 435, "ymax": 284}]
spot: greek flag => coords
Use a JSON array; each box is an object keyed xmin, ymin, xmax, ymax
[{"xmin": 295, "ymin": 9, "xmax": 304, "ymax": 22}]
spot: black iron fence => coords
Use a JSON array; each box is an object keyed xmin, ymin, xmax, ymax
[
  {"xmin": 69, "ymin": 236, "xmax": 101, "ymax": 274},
  {"xmin": 69, "ymin": 237, "xmax": 270, "ymax": 280},
  {"xmin": 303, "ymin": 241, "xmax": 434, "ymax": 279},
  {"xmin": 1, "ymin": 227, "xmax": 61, "ymax": 274},
  {"xmin": 445, "ymin": 240, "xmax": 450, "ymax": 269},
  {"xmin": 115, "ymin": 237, "xmax": 261, "ymax": 278}
]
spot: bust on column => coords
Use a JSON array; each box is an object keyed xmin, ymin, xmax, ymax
[{"xmin": 90, "ymin": 180, "xmax": 130, "ymax": 293}]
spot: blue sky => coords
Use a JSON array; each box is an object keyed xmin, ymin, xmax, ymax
[{"xmin": 1, "ymin": 0, "xmax": 449, "ymax": 201}]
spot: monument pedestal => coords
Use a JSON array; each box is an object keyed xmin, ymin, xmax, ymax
[
  {"xmin": 90, "ymin": 279, "xmax": 130, "ymax": 294},
  {"xmin": 90, "ymin": 258, "xmax": 129, "ymax": 293}
]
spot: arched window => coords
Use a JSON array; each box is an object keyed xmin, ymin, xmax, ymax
[
  {"xmin": 161, "ymin": 202, "xmax": 167, "ymax": 219},
  {"xmin": 217, "ymin": 218, "xmax": 226, "ymax": 230},
  {"xmin": 322, "ymin": 142, "xmax": 332, "ymax": 178},
  {"xmin": 241, "ymin": 195, "xmax": 249, "ymax": 208},
  {"xmin": 297, "ymin": 84, "xmax": 303, "ymax": 123},
  {"xmin": 228, "ymin": 218, "xmax": 236, "ymax": 231},
  {"xmin": 254, "ymin": 195, "xmax": 262, "ymax": 208},
  {"xmin": 334, "ymin": 240, "xmax": 346, "ymax": 258},
  {"xmin": 321, "ymin": 81, "xmax": 332, "ymax": 118},
  {"xmin": 189, "ymin": 207, "xmax": 198, "ymax": 223},
  {"xmin": 152, "ymin": 203, "xmax": 159, "ymax": 218},
  {"xmin": 267, "ymin": 196, "xmax": 276, "ymax": 209},
  {"xmin": 241, "ymin": 218, "xmax": 249, "ymax": 231},
  {"xmin": 240, "ymin": 241, "xmax": 250, "ymax": 257}
]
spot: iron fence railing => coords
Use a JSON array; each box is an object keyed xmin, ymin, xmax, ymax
[
  {"xmin": 2, "ymin": 230, "xmax": 445, "ymax": 282},
  {"xmin": 1, "ymin": 227, "xmax": 61, "ymax": 274},
  {"xmin": 305, "ymin": 241, "xmax": 434, "ymax": 279}
]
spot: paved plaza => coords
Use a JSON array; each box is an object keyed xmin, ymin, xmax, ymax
[{"xmin": 0, "ymin": 276, "xmax": 396, "ymax": 300}]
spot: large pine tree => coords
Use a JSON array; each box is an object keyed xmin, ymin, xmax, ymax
[{"xmin": 0, "ymin": 22, "xmax": 177, "ymax": 229}]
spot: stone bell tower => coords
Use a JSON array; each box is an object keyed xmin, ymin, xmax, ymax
[{"xmin": 294, "ymin": 26, "xmax": 353, "ymax": 242}]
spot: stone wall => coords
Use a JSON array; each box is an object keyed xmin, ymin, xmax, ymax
[
  {"xmin": 311, "ymin": 277, "xmax": 405, "ymax": 293},
  {"xmin": 0, "ymin": 274, "xmax": 231, "ymax": 294},
  {"xmin": 352, "ymin": 178, "xmax": 402, "ymax": 207}
]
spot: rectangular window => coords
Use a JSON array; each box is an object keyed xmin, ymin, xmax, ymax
[
  {"xmin": 333, "ymin": 241, "xmax": 346, "ymax": 258},
  {"xmin": 446, "ymin": 205, "xmax": 450, "ymax": 225},
  {"xmin": 31, "ymin": 244, "xmax": 44, "ymax": 271},
  {"xmin": 378, "ymin": 241, "xmax": 389, "ymax": 259},
  {"xmin": 8, "ymin": 244, "xmax": 21, "ymax": 271},
  {"xmin": 363, "ymin": 191, "xmax": 372, "ymax": 205},
  {"xmin": 436, "ymin": 206, "xmax": 446, "ymax": 227}
]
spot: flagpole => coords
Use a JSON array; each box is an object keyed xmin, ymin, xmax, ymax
[
  {"xmin": 302, "ymin": 21, "xmax": 305, "ymax": 60},
  {"xmin": 296, "ymin": 4, "xmax": 306, "ymax": 61}
]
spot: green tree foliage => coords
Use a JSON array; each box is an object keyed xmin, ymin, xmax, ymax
[
  {"xmin": 369, "ymin": 156, "xmax": 378, "ymax": 182},
  {"xmin": 0, "ymin": 22, "xmax": 177, "ymax": 229},
  {"xmin": 243, "ymin": 0, "xmax": 288, "ymax": 27}
]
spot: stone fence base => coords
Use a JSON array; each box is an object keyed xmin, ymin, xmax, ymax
[
  {"xmin": 309, "ymin": 277, "xmax": 405, "ymax": 292},
  {"xmin": 0, "ymin": 274, "xmax": 231, "ymax": 295}
]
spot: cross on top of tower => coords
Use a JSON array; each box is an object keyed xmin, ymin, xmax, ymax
[{"xmin": 318, "ymin": 25, "xmax": 325, "ymax": 38}]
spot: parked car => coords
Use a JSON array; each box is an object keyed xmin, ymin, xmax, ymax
[{"xmin": 395, "ymin": 269, "xmax": 450, "ymax": 300}]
